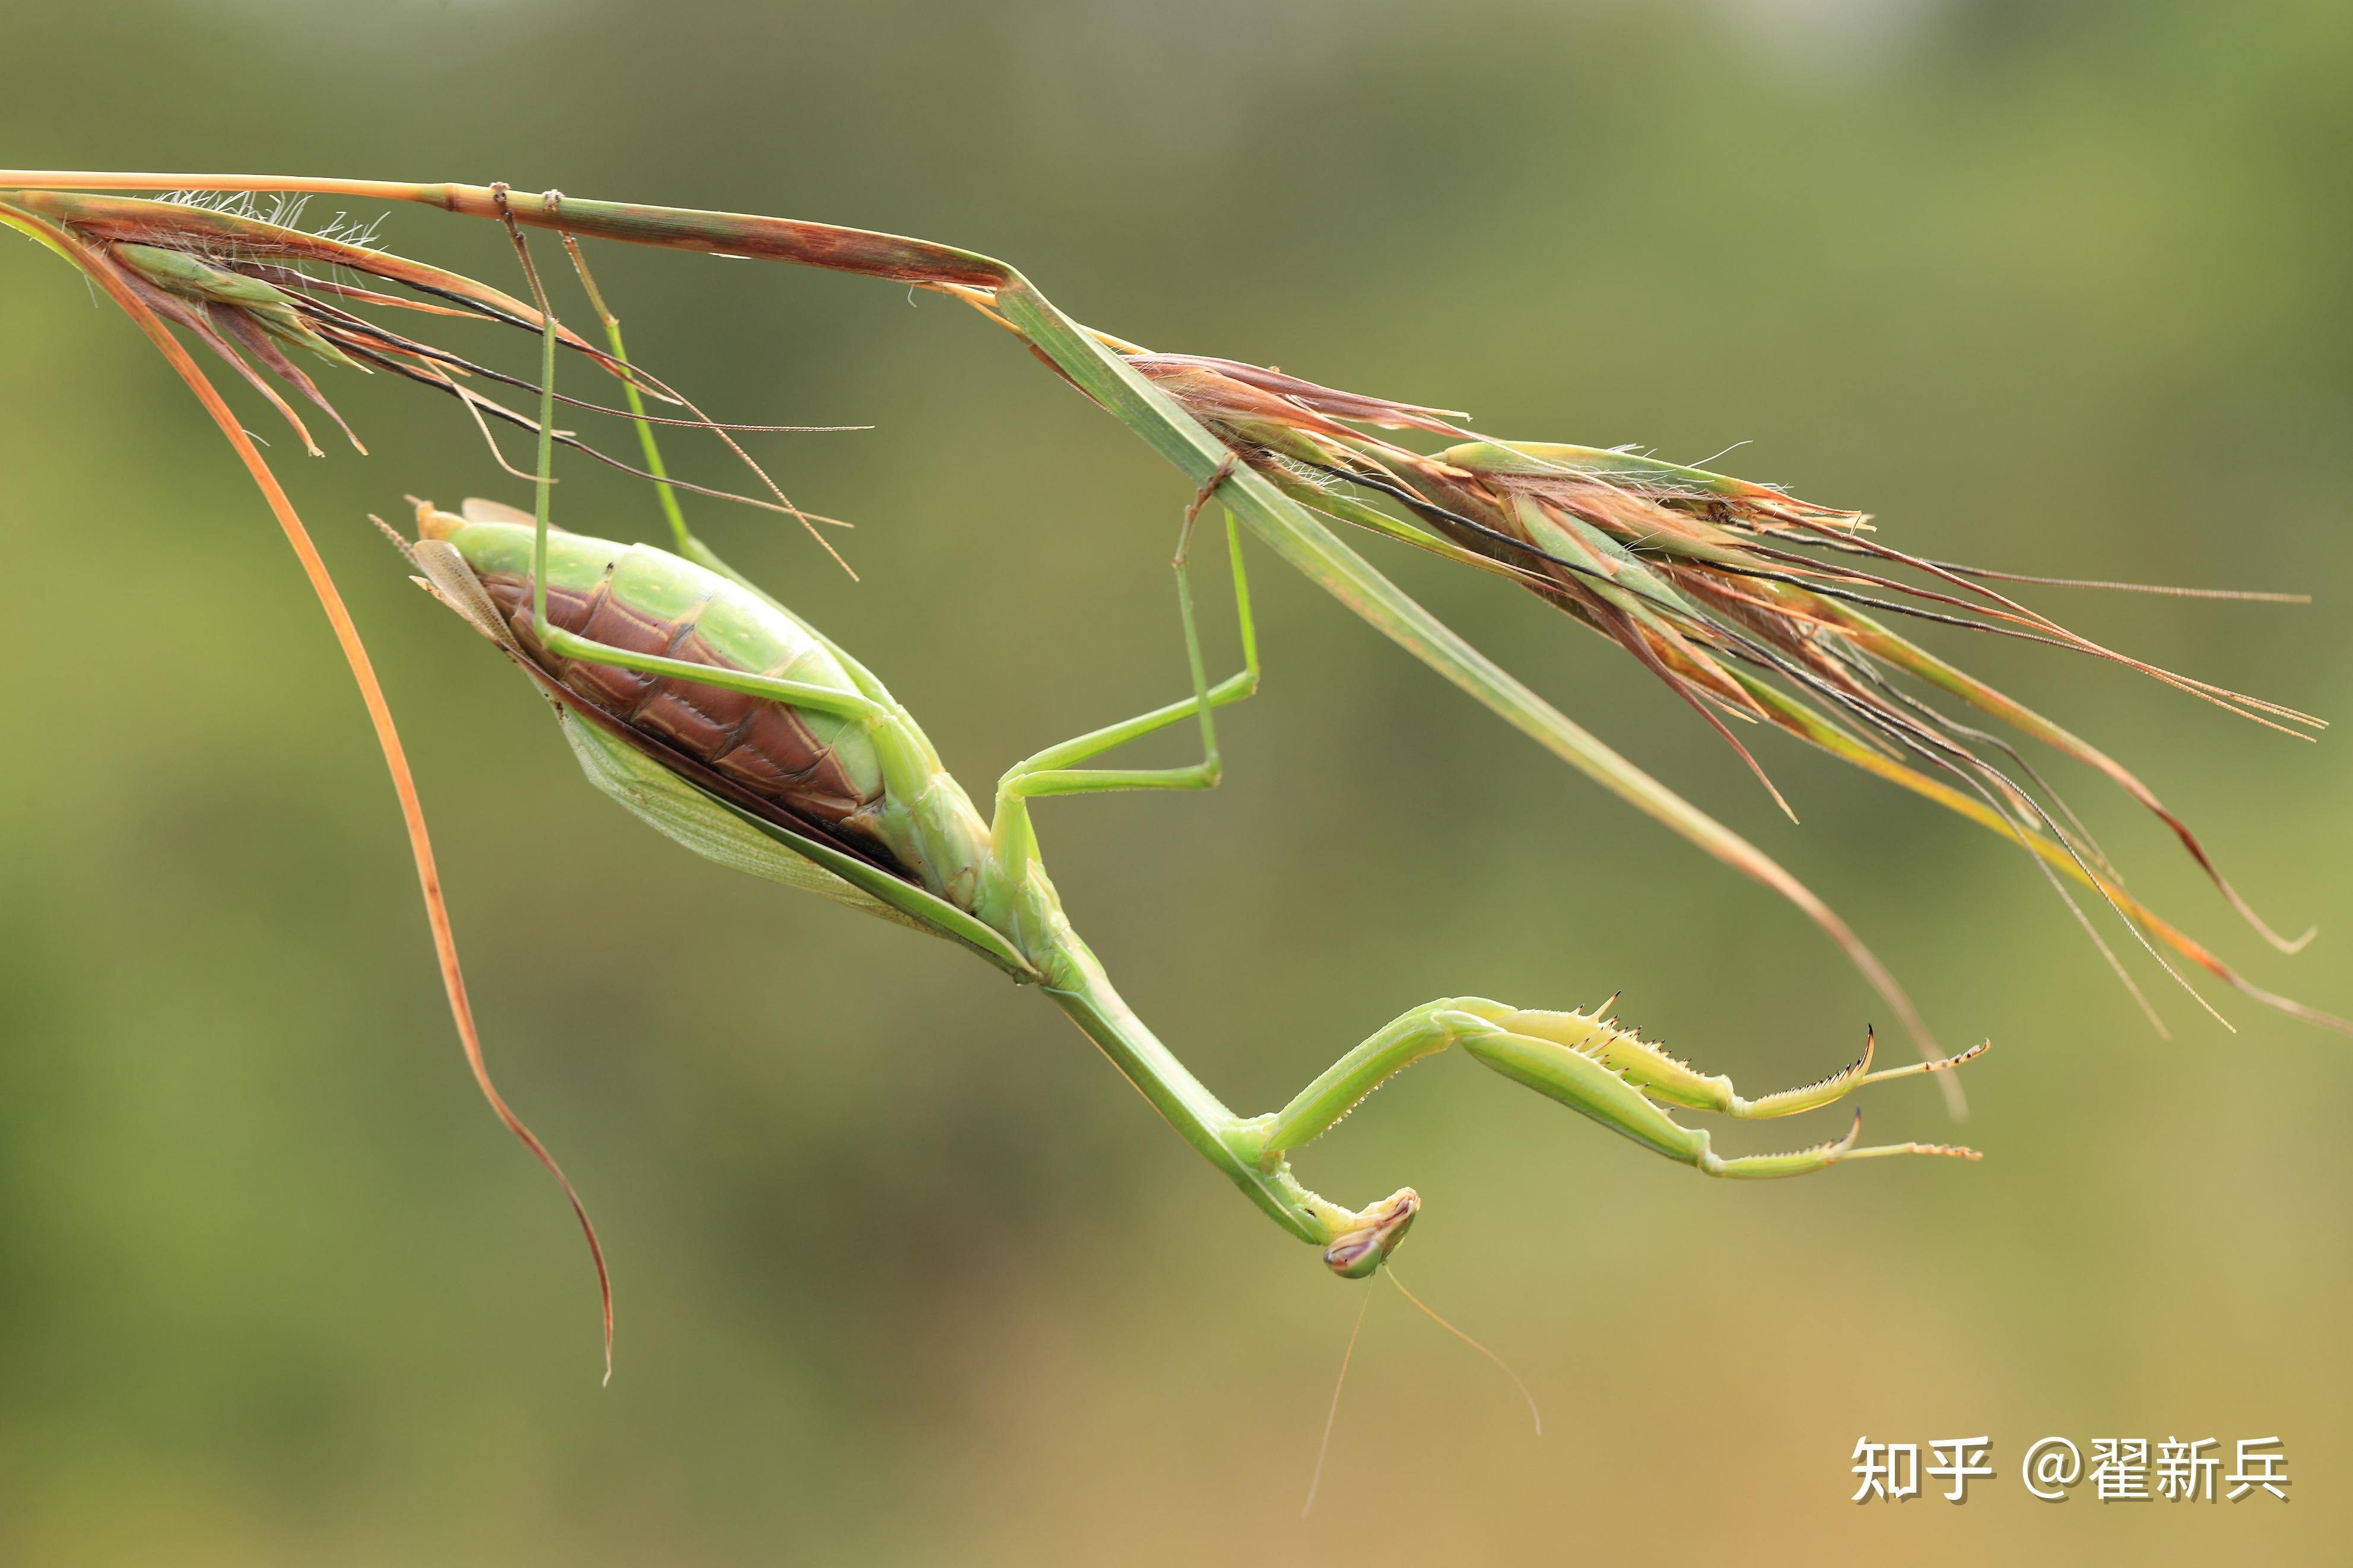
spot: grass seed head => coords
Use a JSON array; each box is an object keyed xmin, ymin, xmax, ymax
[{"xmin": 1134, "ymin": 351, "xmax": 2332, "ymax": 1033}]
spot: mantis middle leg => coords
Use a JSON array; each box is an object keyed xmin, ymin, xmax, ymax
[{"xmin": 989, "ymin": 461, "xmax": 1260, "ymax": 877}]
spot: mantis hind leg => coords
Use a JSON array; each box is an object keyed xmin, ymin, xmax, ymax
[{"xmin": 1227, "ymin": 998, "xmax": 1983, "ymax": 1276}]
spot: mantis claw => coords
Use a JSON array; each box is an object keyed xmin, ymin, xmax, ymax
[
  {"xmin": 1183, "ymin": 451, "xmax": 1240, "ymax": 535},
  {"xmin": 1700, "ymin": 1108, "xmax": 1984, "ymax": 1178}
]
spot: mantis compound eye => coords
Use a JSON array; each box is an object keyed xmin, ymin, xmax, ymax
[{"xmin": 1322, "ymin": 1188, "xmax": 1420, "ymax": 1279}]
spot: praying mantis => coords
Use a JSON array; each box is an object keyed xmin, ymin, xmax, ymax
[
  {"xmin": 398, "ymin": 473, "xmax": 1984, "ymax": 1280},
  {"xmin": 0, "ymin": 171, "xmax": 2331, "ymax": 1365}
]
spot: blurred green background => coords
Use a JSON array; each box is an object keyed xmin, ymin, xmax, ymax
[{"xmin": 3, "ymin": 1, "xmax": 2349, "ymax": 1562}]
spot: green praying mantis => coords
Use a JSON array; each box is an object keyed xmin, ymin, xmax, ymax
[
  {"xmin": 399, "ymin": 470, "xmax": 1984, "ymax": 1280},
  {"xmin": 0, "ymin": 171, "xmax": 2332, "ymax": 1365}
]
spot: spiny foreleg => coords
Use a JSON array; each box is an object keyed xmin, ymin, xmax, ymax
[{"xmin": 1225, "ymin": 999, "xmax": 1983, "ymax": 1276}]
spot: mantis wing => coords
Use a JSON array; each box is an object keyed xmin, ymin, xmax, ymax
[{"xmin": 408, "ymin": 536, "xmax": 1040, "ymax": 982}]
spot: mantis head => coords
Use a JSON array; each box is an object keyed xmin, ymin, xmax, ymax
[{"xmin": 1322, "ymin": 1188, "xmax": 1419, "ymax": 1279}]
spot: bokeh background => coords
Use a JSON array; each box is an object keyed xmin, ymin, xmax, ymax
[{"xmin": 3, "ymin": 1, "xmax": 2349, "ymax": 1562}]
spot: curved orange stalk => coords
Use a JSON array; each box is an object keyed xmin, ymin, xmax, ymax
[{"xmin": 10, "ymin": 208, "xmax": 614, "ymax": 1379}]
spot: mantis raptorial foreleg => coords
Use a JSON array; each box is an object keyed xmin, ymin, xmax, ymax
[
  {"xmin": 1560, "ymin": 1013, "xmax": 1991, "ymax": 1118},
  {"xmin": 1229, "ymin": 1000, "xmax": 1986, "ymax": 1275}
]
